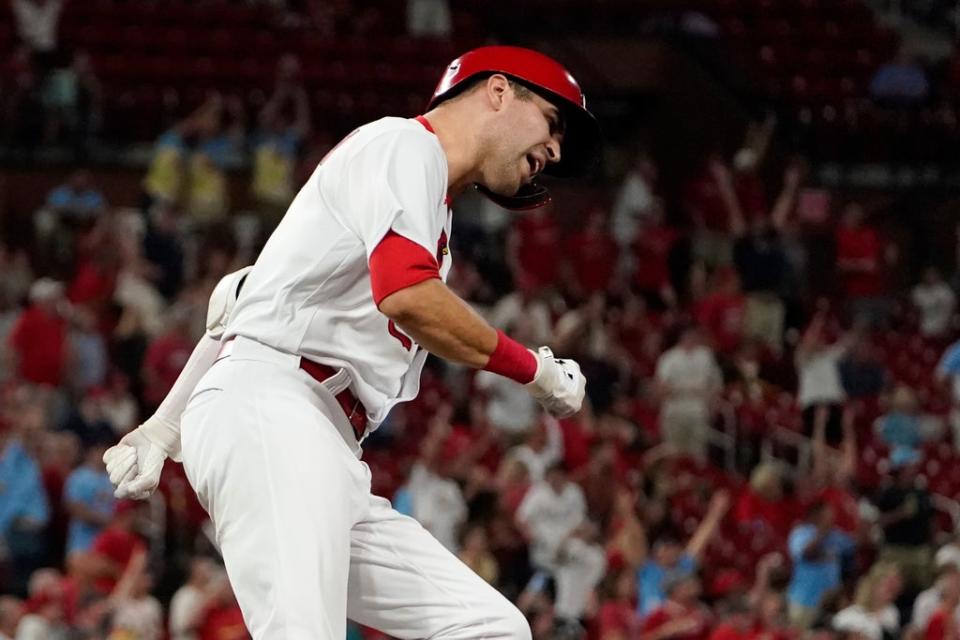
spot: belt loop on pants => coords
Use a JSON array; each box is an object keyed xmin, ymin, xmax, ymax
[{"xmin": 217, "ymin": 338, "xmax": 368, "ymax": 441}]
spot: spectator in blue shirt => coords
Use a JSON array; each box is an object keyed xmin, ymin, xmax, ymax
[
  {"xmin": 636, "ymin": 489, "xmax": 730, "ymax": 617},
  {"xmin": 787, "ymin": 501, "xmax": 855, "ymax": 630},
  {"xmin": 869, "ymin": 47, "xmax": 929, "ymax": 106},
  {"xmin": 64, "ymin": 437, "xmax": 115, "ymax": 557},
  {"xmin": 45, "ymin": 170, "xmax": 106, "ymax": 225},
  {"xmin": 0, "ymin": 428, "xmax": 49, "ymax": 538},
  {"xmin": 874, "ymin": 385, "xmax": 922, "ymax": 463},
  {"xmin": 0, "ymin": 417, "xmax": 50, "ymax": 596},
  {"xmin": 937, "ymin": 339, "xmax": 960, "ymax": 448}
]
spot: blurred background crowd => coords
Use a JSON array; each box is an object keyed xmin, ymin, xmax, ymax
[{"xmin": 7, "ymin": 0, "xmax": 960, "ymax": 639}]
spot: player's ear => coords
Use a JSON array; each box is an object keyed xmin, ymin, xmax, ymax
[{"xmin": 485, "ymin": 74, "xmax": 511, "ymax": 111}]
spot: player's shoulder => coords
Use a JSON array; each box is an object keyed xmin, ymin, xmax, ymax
[
  {"xmin": 349, "ymin": 117, "xmax": 443, "ymax": 157},
  {"xmin": 360, "ymin": 116, "xmax": 436, "ymax": 138}
]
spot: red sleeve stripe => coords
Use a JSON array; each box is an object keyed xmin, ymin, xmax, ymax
[{"xmin": 370, "ymin": 230, "xmax": 441, "ymax": 306}]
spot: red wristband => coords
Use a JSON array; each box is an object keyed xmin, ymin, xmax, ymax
[{"xmin": 484, "ymin": 330, "xmax": 538, "ymax": 384}]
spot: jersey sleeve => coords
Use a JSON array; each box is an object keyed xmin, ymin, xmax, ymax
[
  {"xmin": 368, "ymin": 230, "xmax": 440, "ymax": 305},
  {"xmin": 322, "ymin": 127, "xmax": 447, "ymax": 261}
]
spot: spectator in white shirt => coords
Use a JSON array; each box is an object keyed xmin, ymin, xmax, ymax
[
  {"xmin": 796, "ymin": 307, "xmax": 850, "ymax": 445},
  {"xmin": 509, "ymin": 415, "xmax": 564, "ymax": 483},
  {"xmin": 407, "ymin": 414, "xmax": 467, "ymax": 553},
  {"xmin": 832, "ymin": 562, "xmax": 902, "ymax": 640},
  {"xmin": 912, "ymin": 267, "xmax": 956, "ymax": 339},
  {"xmin": 11, "ymin": 0, "xmax": 64, "ymax": 53},
  {"xmin": 406, "ymin": 0, "xmax": 451, "ymax": 37},
  {"xmin": 488, "ymin": 292, "xmax": 554, "ymax": 348},
  {"xmin": 912, "ymin": 565, "xmax": 960, "ymax": 635},
  {"xmin": 475, "ymin": 316, "xmax": 542, "ymax": 436},
  {"xmin": 654, "ymin": 325, "xmax": 722, "ymax": 460},
  {"xmin": 936, "ymin": 535, "xmax": 960, "ymax": 571},
  {"xmin": 169, "ymin": 557, "xmax": 218, "ymax": 640},
  {"xmin": 516, "ymin": 462, "xmax": 588, "ymax": 571},
  {"xmin": 612, "ymin": 154, "xmax": 658, "ymax": 250},
  {"xmin": 552, "ymin": 521, "xmax": 607, "ymax": 625},
  {"xmin": 517, "ymin": 463, "xmax": 606, "ymax": 625},
  {"xmin": 475, "ymin": 366, "xmax": 539, "ymax": 435},
  {"xmin": 108, "ymin": 549, "xmax": 162, "ymax": 640},
  {"xmin": 15, "ymin": 569, "xmax": 67, "ymax": 640}
]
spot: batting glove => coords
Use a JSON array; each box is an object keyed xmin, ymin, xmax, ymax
[
  {"xmin": 103, "ymin": 415, "xmax": 179, "ymax": 500},
  {"xmin": 525, "ymin": 346, "xmax": 586, "ymax": 418}
]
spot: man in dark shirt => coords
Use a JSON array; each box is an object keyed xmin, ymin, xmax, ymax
[
  {"xmin": 729, "ymin": 163, "xmax": 802, "ymax": 355},
  {"xmin": 873, "ymin": 449, "xmax": 934, "ymax": 595}
]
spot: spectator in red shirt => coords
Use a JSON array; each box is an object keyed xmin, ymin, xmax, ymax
[
  {"xmin": 834, "ymin": 203, "xmax": 895, "ymax": 327},
  {"xmin": 924, "ymin": 570, "xmax": 960, "ymax": 640},
  {"xmin": 576, "ymin": 441, "xmax": 617, "ymax": 527},
  {"xmin": 197, "ymin": 575, "xmax": 249, "ymax": 640},
  {"xmin": 694, "ymin": 267, "xmax": 746, "ymax": 355},
  {"xmin": 8, "ymin": 278, "xmax": 68, "ymax": 387},
  {"xmin": 751, "ymin": 589, "xmax": 795, "ymax": 640},
  {"xmin": 507, "ymin": 203, "xmax": 561, "ymax": 292},
  {"xmin": 686, "ymin": 154, "xmax": 732, "ymax": 235},
  {"xmin": 68, "ymin": 253, "xmax": 117, "ymax": 311},
  {"xmin": 632, "ymin": 199, "xmax": 680, "ymax": 310},
  {"xmin": 685, "ymin": 155, "xmax": 739, "ymax": 269},
  {"xmin": 596, "ymin": 568, "xmax": 640, "ymax": 640},
  {"xmin": 640, "ymin": 574, "xmax": 712, "ymax": 640},
  {"xmin": 563, "ymin": 206, "xmax": 619, "ymax": 298},
  {"xmin": 141, "ymin": 304, "xmax": 194, "ymax": 412},
  {"xmin": 87, "ymin": 500, "xmax": 145, "ymax": 594},
  {"xmin": 440, "ymin": 400, "xmax": 503, "ymax": 478},
  {"xmin": 734, "ymin": 462, "xmax": 798, "ymax": 541},
  {"xmin": 708, "ymin": 597, "xmax": 754, "ymax": 640}
]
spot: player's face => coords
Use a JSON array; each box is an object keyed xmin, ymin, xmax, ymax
[{"xmin": 482, "ymin": 88, "xmax": 564, "ymax": 196}]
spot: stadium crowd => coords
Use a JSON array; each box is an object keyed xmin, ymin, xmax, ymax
[
  {"xmin": 6, "ymin": 111, "xmax": 960, "ymax": 640},
  {"xmin": 6, "ymin": 1, "xmax": 960, "ymax": 640}
]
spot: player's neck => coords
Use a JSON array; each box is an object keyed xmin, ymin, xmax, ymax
[{"xmin": 420, "ymin": 108, "xmax": 484, "ymax": 199}]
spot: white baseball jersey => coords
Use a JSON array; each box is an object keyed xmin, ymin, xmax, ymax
[{"xmin": 225, "ymin": 116, "xmax": 453, "ymax": 430}]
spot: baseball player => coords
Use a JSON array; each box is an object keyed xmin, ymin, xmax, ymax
[{"xmin": 104, "ymin": 46, "xmax": 601, "ymax": 639}]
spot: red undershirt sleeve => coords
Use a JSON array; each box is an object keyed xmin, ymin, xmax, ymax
[{"xmin": 369, "ymin": 229, "xmax": 441, "ymax": 306}]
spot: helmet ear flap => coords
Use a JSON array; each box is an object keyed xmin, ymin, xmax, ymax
[{"xmin": 474, "ymin": 183, "xmax": 552, "ymax": 212}]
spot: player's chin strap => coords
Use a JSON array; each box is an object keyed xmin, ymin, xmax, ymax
[{"xmin": 475, "ymin": 182, "xmax": 552, "ymax": 212}]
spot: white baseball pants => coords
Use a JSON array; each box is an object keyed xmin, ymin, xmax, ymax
[{"xmin": 180, "ymin": 337, "xmax": 530, "ymax": 639}]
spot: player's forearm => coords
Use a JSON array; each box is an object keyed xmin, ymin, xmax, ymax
[
  {"xmin": 144, "ymin": 334, "xmax": 220, "ymax": 461},
  {"xmin": 381, "ymin": 278, "xmax": 499, "ymax": 368},
  {"xmin": 153, "ymin": 335, "xmax": 221, "ymax": 429}
]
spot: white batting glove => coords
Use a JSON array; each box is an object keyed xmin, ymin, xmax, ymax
[
  {"xmin": 525, "ymin": 347, "xmax": 586, "ymax": 418},
  {"xmin": 103, "ymin": 416, "xmax": 179, "ymax": 500}
]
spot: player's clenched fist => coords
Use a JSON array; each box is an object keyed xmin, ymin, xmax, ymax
[
  {"xmin": 103, "ymin": 415, "xmax": 180, "ymax": 500},
  {"xmin": 525, "ymin": 346, "xmax": 586, "ymax": 418}
]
